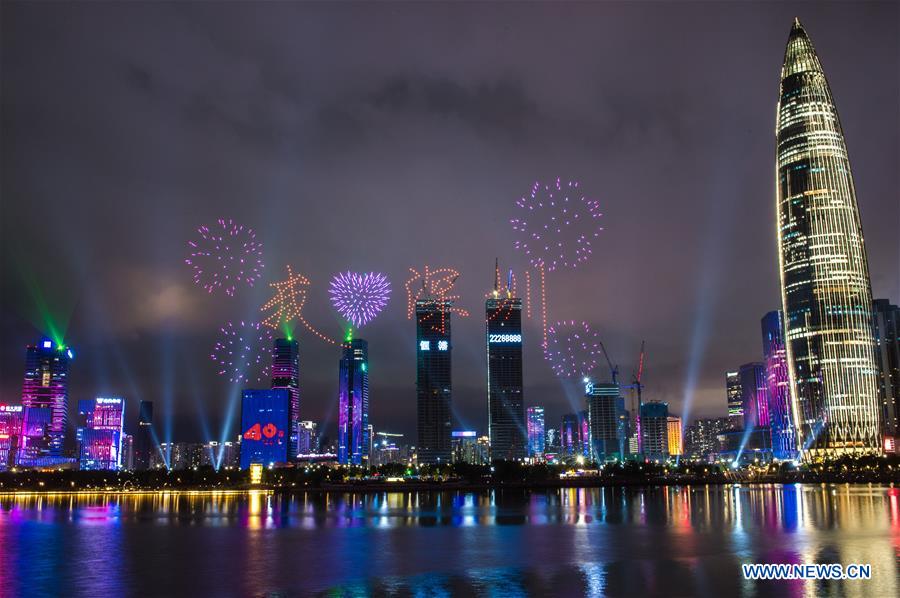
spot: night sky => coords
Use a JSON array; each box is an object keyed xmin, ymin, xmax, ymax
[{"xmin": 1, "ymin": 2, "xmax": 897, "ymax": 444}]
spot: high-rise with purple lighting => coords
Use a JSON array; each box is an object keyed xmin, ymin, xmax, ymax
[
  {"xmin": 0, "ymin": 405, "xmax": 23, "ymax": 471},
  {"xmin": 762, "ymin": 311, "xmax": 796, "ymax": 459},
  {"xmin": 526, "ymin": 406, "xmax": 545, "ymax": 458},
  {"xmin": 20, "ymin": 338, "xmax": 71, "ymax": 460},
  {"xmin": 77, "ymin": 397, "xmax": 126, "ymax": 470},
  {"xmin": 739, "ymin": 363, "xmax": 769, "ymax": 430},
  {"xmin": 338, "ymin": 338, "xmax": 369, "ymax": 465},
  {"xmin": 271, "ymin": 338, "xmax": 300, "ymax": 458}
]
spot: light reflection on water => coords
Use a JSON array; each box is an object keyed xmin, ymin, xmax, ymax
[{"xmin": 0, "ymin": 485, "xmax": 898, "ymax": 596}]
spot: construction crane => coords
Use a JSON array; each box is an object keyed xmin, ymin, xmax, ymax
[
  {"xmin": 598, "ymin": 341, "xmax": 619, "ymax": 385},
  {"xmin": 620, "ymin": 341, "xmax": 646, "ymax": 454}
]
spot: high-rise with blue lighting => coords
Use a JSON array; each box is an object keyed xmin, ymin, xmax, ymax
[
  {"xmin": 762, "ymin": 310, "xmax": 796, "ymax": 459},
  {"xmin": 416, "ymin": 298, "xmax": 452, "ymax": 464},
  {"xmin": 338, "ymin": 338, "xmax": 369, "ymax": 465},
  {"xmin": 776, "ymin": 18, "xmax": 881, "ymax": 457},
  {"xmin": 240, "ymin": 388, "xmax": 290, "ymax": 469},
  {"xmin": 486, "ymin": 264, "xmax": 526, "ymax": 461},
  {"xmin": 271, "ymin": 337, "xmax": 300, "ymax": 458},
  {"xmin": 20, "ymin": 338, "xmax": 71, "ymax": 461}
]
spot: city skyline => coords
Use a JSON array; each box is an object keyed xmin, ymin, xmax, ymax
[{"xmin": 1, "ymin": 4, "xmax": 897, "ymax": 444}]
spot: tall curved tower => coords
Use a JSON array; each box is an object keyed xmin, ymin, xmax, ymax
[{"xmin": 776, "ymin": 18, "xmax": 881, "ymax": 458}]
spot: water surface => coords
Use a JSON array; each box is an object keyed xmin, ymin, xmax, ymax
[{"xmin": 1, "ymin": 485, "xmax": 898, "ymax": 596}]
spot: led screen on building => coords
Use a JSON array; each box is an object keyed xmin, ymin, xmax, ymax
[{"xmin": 240, "ymin": 389, "xmax": 290, "ymax": 469}]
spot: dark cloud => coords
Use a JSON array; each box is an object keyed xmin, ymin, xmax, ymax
[{"xmin": 1, "ymin": 1, "xmax": 897, "ymax": 442}]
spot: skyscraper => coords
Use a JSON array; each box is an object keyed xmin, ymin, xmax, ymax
[
  {"xmin": 739, "ymin": 362, "xmax": 769, "ymax": 430},
  {"xmin": 271, "ymin": 338, "xmax": 300, "ymax": 458},
  {"xmin": 873, "ymin": 299, "xmax": 899, "ymax": 444},
  {"xmin": 762, "ymin": 310, "xmax": 796, "ymax": 459},
  {"xmin": 775, "ymin": 18, "xmax": 881, "ymax": 457},
  {"xmin": 133, "ymin": 400, "xmax": 154, "ymax": 470},
  {"xmin": 486, "ymin": 264, "xmax": 525, "ymax": 461},
  {"xmin": 338, "ymin": 338, "xmax": 369, "ymax": 465},
  {"xmin": 726, "ymin": 371, "xmax": 743, "ymax": 429},
  {"xmin": 585, "ymin": 381, "xmax": 624, "ymax": 461},
  {"xmin": 21, "ymin": 338, "xmax": 71, "ymax": 458},
  {"xmin": 526, "ymin": 406, "xmax": 545, "ymax": 459},
  {"xmin": 640, "ymin": 402, "xmax": 669, "ymax": 462},
  {"xmin": 416, "ymin": 298, "xmax": 452, "ymax": 464}
]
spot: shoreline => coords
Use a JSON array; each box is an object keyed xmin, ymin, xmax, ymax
[{"xmin": 0, "ymin": 478, "xmax": 896, "ymax": 497}]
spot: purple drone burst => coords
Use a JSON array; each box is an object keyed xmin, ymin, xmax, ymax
[
  {"xmin": 210, "ymin": 320, "xmax": 273, "ymax": 384},
  {"xmin": 329, "ymin": 271, "xmax": 392, "ymax": 328},
  {"xmin": 544, "ymin": 320, "xmax": 601, "ymax": 378},
  {"xmin": 185, "ymin": 218, "xmax": 264, "ymax": 296},
  {"xmin": 510, "ymin": 178, "xmax": 603, "ymax": 272}
]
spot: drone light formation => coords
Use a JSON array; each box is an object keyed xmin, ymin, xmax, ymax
[
  {"xmin": 405, "ymin": 265, "xmax": 470, "ymax": 335},
  {"xmin": 261, "ymin": 265, "xmax": 338, "ymax": 345},
  {"xmin": 510, "ymin": 178, "xmax": 603, "ymax": 272},
  {"xmin": 543, "ymin": 320, "xmax": 601, "ymax": 379},
  {"xmin": 510, "ymin": 178, "xmax": 603, "ymax": 347},
  {"xmin": 329, "ymin": 271, "xmax": 392, "ymax": 328},
  {"xmin": 404, "ymin": 266, "xmax": 470, "ymax": 319},
  {"xmin": 185, "ymin": 218, "xmax": 264, "ymax": 296},
  {"xmin": 210, "ymin": 320, "xmax": 273, "ymax": 384}
]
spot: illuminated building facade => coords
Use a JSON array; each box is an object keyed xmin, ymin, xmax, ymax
[
  {"xmin": 133, "ymin": 400, "xmax": 154, "ymax": 470},
  {"xmin": 526, "ymin": 406, "xmax": 545, "ymax": 458},
  {"xmin": 122, "ymin": 434, "xmax": 134, "ymax": 470},
  {"xmin": 726, "ymin": 371, "xmax": 743, "ymax": 429},
  {"xmin": 486, "ymin": 268, "xmax": 525, "ymax": 461},
  {"xmin": 585, "ymin": 381, "xmax": 625, "ymax": 461},
  {"xmin": 297, "ymin": 420, "xmax": 319, "ymax": 455},
  {"xmin": 77, "ymin": 397, "xmax": 125, "ymax": 470},
  {"xmin": 0, "ymin": 405, "xmax": 24, "ymax": 470},
  {"xmin": 416, "ymin": 298, "xmax": 453, "ymax": 464},
  {"xmin": 666, "ymin": 416, "xmax": 683, "ymax": 456},
  {"xmin": 873, "ymin": 299, "xmax": 899, "ymax": 442},
  {"xmin": 338, "ymin": 339, "xmax": 369, "ymax": 465},
  {"xmin": 684, "ymin": 417, "xmax": 729, "ymax": 460},
  {"xmin": 560, "ymin": 411, "xmax": 589, "ymax": 458},
  {"xmin": 240, "ymin": 388, "xmax": 290, "ymax": 469},
  {"xmin": 762, "ymin": 310, "xmax": 797, "ymax": 459},
  {"xmin": 271, "ymin": 338, "xmax": 300, "ymax": 458},
  {"xmin": 640, "ymin": 402, "xmax": 669, "ymax": 461},
  {"xmin": 776, "ymin": 19, "xmax": 881, "ymax": 457},
  {"xmin": 451, "ymin": 430, "xmax": 483, "ymax": 464},
  {"xmin": 739, "ymin": 362, "xmax": 769, "ymax": 430},
  {"xmin": 21, "ymin": 338, "xmax": 71, "ymax": 458},
  {"xmin": 17, "ymin": 407, "xmax": 54, "ymax": 467}
]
